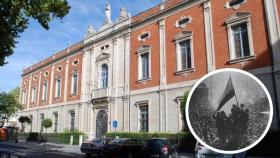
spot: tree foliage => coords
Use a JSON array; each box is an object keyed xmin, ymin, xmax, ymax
[
  {"xmin": 41, "ymin": 118, "xmax": 52, "ymax": 131},
  {"xmin": 0, "ymin": 0, "xmax": 70, "ymax": 66},
  {"xmin": 18, "ymin": 115, "xmax": 31, "ymax": 124},
  {"xmin": 180, "ymin": 91, "xmax": 189, "ymax": 131},
  {"xmin": 18, "ymin": 115, "xmax": 31, "ymax": 132},
  {"xmin": 0, "ymin": 87, "xmax": 22, "ymax": 127}
]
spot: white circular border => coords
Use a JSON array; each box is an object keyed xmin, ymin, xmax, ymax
[{"xmin": 185, "ymin": 68, "xmax": 273, "ymax": 154}]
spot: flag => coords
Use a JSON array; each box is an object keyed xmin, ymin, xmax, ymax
[{"xmin": 216, "ymin": 77, "xmax": 236, "ymax": 112}]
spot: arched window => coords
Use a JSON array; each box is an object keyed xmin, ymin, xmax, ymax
[{"xmin": 101, "ymin": 64, "xmax": 108, "ymax": 88}]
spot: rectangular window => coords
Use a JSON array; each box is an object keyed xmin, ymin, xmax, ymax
[
  {"xmin": 139, "ymin": 106, "xmax": 148, "ymax": 132},
  {"xmin": 70, "ymin": 111, "xmax": 75, "ymax": 132},
  {"xmin": 232, "ymin": 23, "xmax": 250, "ymax": 59},
  {"xmin": 179, "ymin": 40, "xmax": 192, "ymax": 70},
  {"xmin": 141, "ymin": 53, "xmax": 149, "ymax": 79},
  {"xmin": 42, "ymin": 81, "xmax": 48, "ymax": 100},
  {"xmin": 22, "ymin": 91, "xmax": 27, "ymax": 104},
  {"xmin": 31, "ymin": 87, "xmax": 36, "ymax": 103},
  {"xmin": 54, "ymin": 112, "xmax": 58, "ymax": 133},
  {"xmin": 55, "ymin": 78, "xmax": 61, "ymax": 97},
  {"xmin": 40, "ymin": 113, "xmax": 44, "ymax": 133},
  {"xmin": 71, "ymin": 73, "xmax": 78, "ymax": 95}
]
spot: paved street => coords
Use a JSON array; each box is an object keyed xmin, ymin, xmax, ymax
[
  {"xmin": 0, "ymin": 140, "xmax": 194, "ymax": 158},
  {"xmin": 0, "ymin": 141, "xmax": 277, "ymax": 158},
  {"xmin": 0, "ymin": 143, "xmax": 83, "ymax": 158}
]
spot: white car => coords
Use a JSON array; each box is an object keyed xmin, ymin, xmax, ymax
[{"xmin": 195, "ymin": 142, "xmax": 247, "ymax": 158}]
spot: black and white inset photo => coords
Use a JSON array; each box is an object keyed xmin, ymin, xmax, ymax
[{"xmin": 186, "ymin": 68, "xmax": 273, "ymax": 154}]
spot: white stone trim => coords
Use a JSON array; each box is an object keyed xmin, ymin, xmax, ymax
[
  {"xmin": 130, "ymin": 79, "xmax": 197, "ymax": 96},
  {"xmin": 49, "ymin": 65, "xmax": 55, "ymax": 104},
  {"xmin": 138, "ymin": 31, "xmax": 150, "ymax": 42},
  {"xmin": 36, "ymin": 72, "xmax": 41, "ymax": 107},
  {"xmin": 27, "ymin": 75, "xmax": 32, "ymax": 108},
  {"xmin": 203, "ymin": 1, "xmax": 216, "ymax": 72},
  {"xmin": 225, "ymin": 0, "xmax": 247, "ymax": 10},
  {"xmin": 64, "ymin": 59, "xmax": 69, "ymax": 102},
  {"xmin": 131, "ymin": 0, "xmax": 206, "ymax": 31},
  {"xmin": 175, "ymin": 16, "xmax": 192, "ymax": 28},
  {"xmin": 264, "ymin": 0, "xmax": 280, "ymax": 66},
  {"xmin": 159, "ymin": 19, "xmax": 167, "ymax": 86}
]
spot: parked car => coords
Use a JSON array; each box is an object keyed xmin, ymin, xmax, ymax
[
  {"xmin": 141, "ymin": 138, "xmax": 177, "ymax": 158},
  {"xmin": 195, "ymin": 142, "xmax": 233, "ymax": 158},
  {"xmin": 80, "ymin": 138, "xmax": 113, "ymax": 157},
  {"xmin": 103, "ymin": 138, "xmax": 146, "ymax": 158}
]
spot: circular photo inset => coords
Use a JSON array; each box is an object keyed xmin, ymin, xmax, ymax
[{"xmin": 186, "ymin": 68, "xmax": 273, "ymax": 154}]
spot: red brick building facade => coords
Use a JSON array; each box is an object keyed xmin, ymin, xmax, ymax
[{"xmin": 19, "ymin": 0, "xmax": 280, "ymax": 138}]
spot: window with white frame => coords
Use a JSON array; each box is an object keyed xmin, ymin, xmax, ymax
[
  {"xmin": 137, "ymin": 45, "xmax": 151, "ymax": 81},
  {"xmin": 31, "ymin": 87, "xmax": 36, "ymax": 102},
  {"xmin": 55, "ymin": 77, "xmax": 61, "ymax": 97},
  {"xmin": 42, "ymin": 80, "xmax": 48, "ymax": 100},
  {"xmin": 100, "ymin": 64, "xmax": 108, "ymax": 88},
  {"xmin": 225, "ymin": 12, "xmax": 254, "ymax": 62},
  {"xmin": 69, "ymin": 111, "xmax": 75, "ymax": 132},
  {"xmin": 71, "ymin": 72, "xmax": 78, "ymax": 95},
  {"xmin": 174, "ymin": 31, "xmax": 194, "ymax": 72},
  {"xmin": 22, "ymin": 90, "xmax": 27, "ymax": 104},
  {"xmin": 139, "ymin": 105, "xmax": 148, "ymax": 132}
]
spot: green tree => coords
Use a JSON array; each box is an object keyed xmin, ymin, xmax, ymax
[
  {"xmin": 18, "ymin": 115, "xmax": 31, "ymax": 143},
  {"xmin": 180, "ymin": 91, "xmax": 189, "ymax": 131},
  {"xmin": 0, "ymin": 87, "xmax": 23, "ymax": 127},
  {"xmin": 0, "ymin": 0, "xmax": 70, "ymax": 66},
  {"xmin": 18, "ymin": 115, "xmax": 31, "ymax": 132},
  {"xmin": 41, "ymin": 118, "xmax": 52, "ymax": 142},
  {"xmin": 41, "ymin": 118, "xmax": 52, "ymax": 133}
]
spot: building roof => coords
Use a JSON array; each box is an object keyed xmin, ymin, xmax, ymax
[{"xmin": 22, "ymin": 41, "xmax": 83, "ymax": 76}]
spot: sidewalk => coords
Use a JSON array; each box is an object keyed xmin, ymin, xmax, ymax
[{"xmin": 0, "ymin": 140, "xmax": 82, "ymax": 154}]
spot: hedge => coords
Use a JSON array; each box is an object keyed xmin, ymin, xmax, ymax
[
  {"xmin": 105, "ymin": 132, "xmax": 189, "ymax": 139},
  {"xmin": 18, "ymin": 130, "xmax": 85, "ymax": 145}
]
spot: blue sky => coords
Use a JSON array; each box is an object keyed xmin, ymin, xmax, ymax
[{"xmin": 0, "ymin": 0, "xmax": 162, "ymax": 92}]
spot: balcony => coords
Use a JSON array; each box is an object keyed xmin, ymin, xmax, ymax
[
  {"xmin": 92, "ymin": 87, "xmax": 111, "ymax": 99},
  {"xmin": 91, "ymin": 88, "xmax": 111, "ymax": 108}
]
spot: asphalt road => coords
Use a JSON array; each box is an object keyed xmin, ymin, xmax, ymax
[
  {"xmin": 0, "ymin": 144, "xmax": 85, "ymax": 158},
  {"xmin": 0, "ymin": 143, "xmax": 194, "ymax": 158}
]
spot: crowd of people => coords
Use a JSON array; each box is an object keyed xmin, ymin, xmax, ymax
[
  {"xmin": 213, "ymin": 104, "xmax": 250, "ymax": 150},
  {"xmin": 190, "ymin": 103, "xmax": 251, "ymax": 150}
]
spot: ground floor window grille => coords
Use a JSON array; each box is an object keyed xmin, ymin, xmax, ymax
[
  {"xmin": 54, "ymin": 112, "xmax": 58, "ymax": 133},
  {"xmin": 139, "ymin": 106, "xmax": 148, "ymax": 132},
  {"xmin": 70, "ymin": 111, "xmax": 75, "ymax": 132}
]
